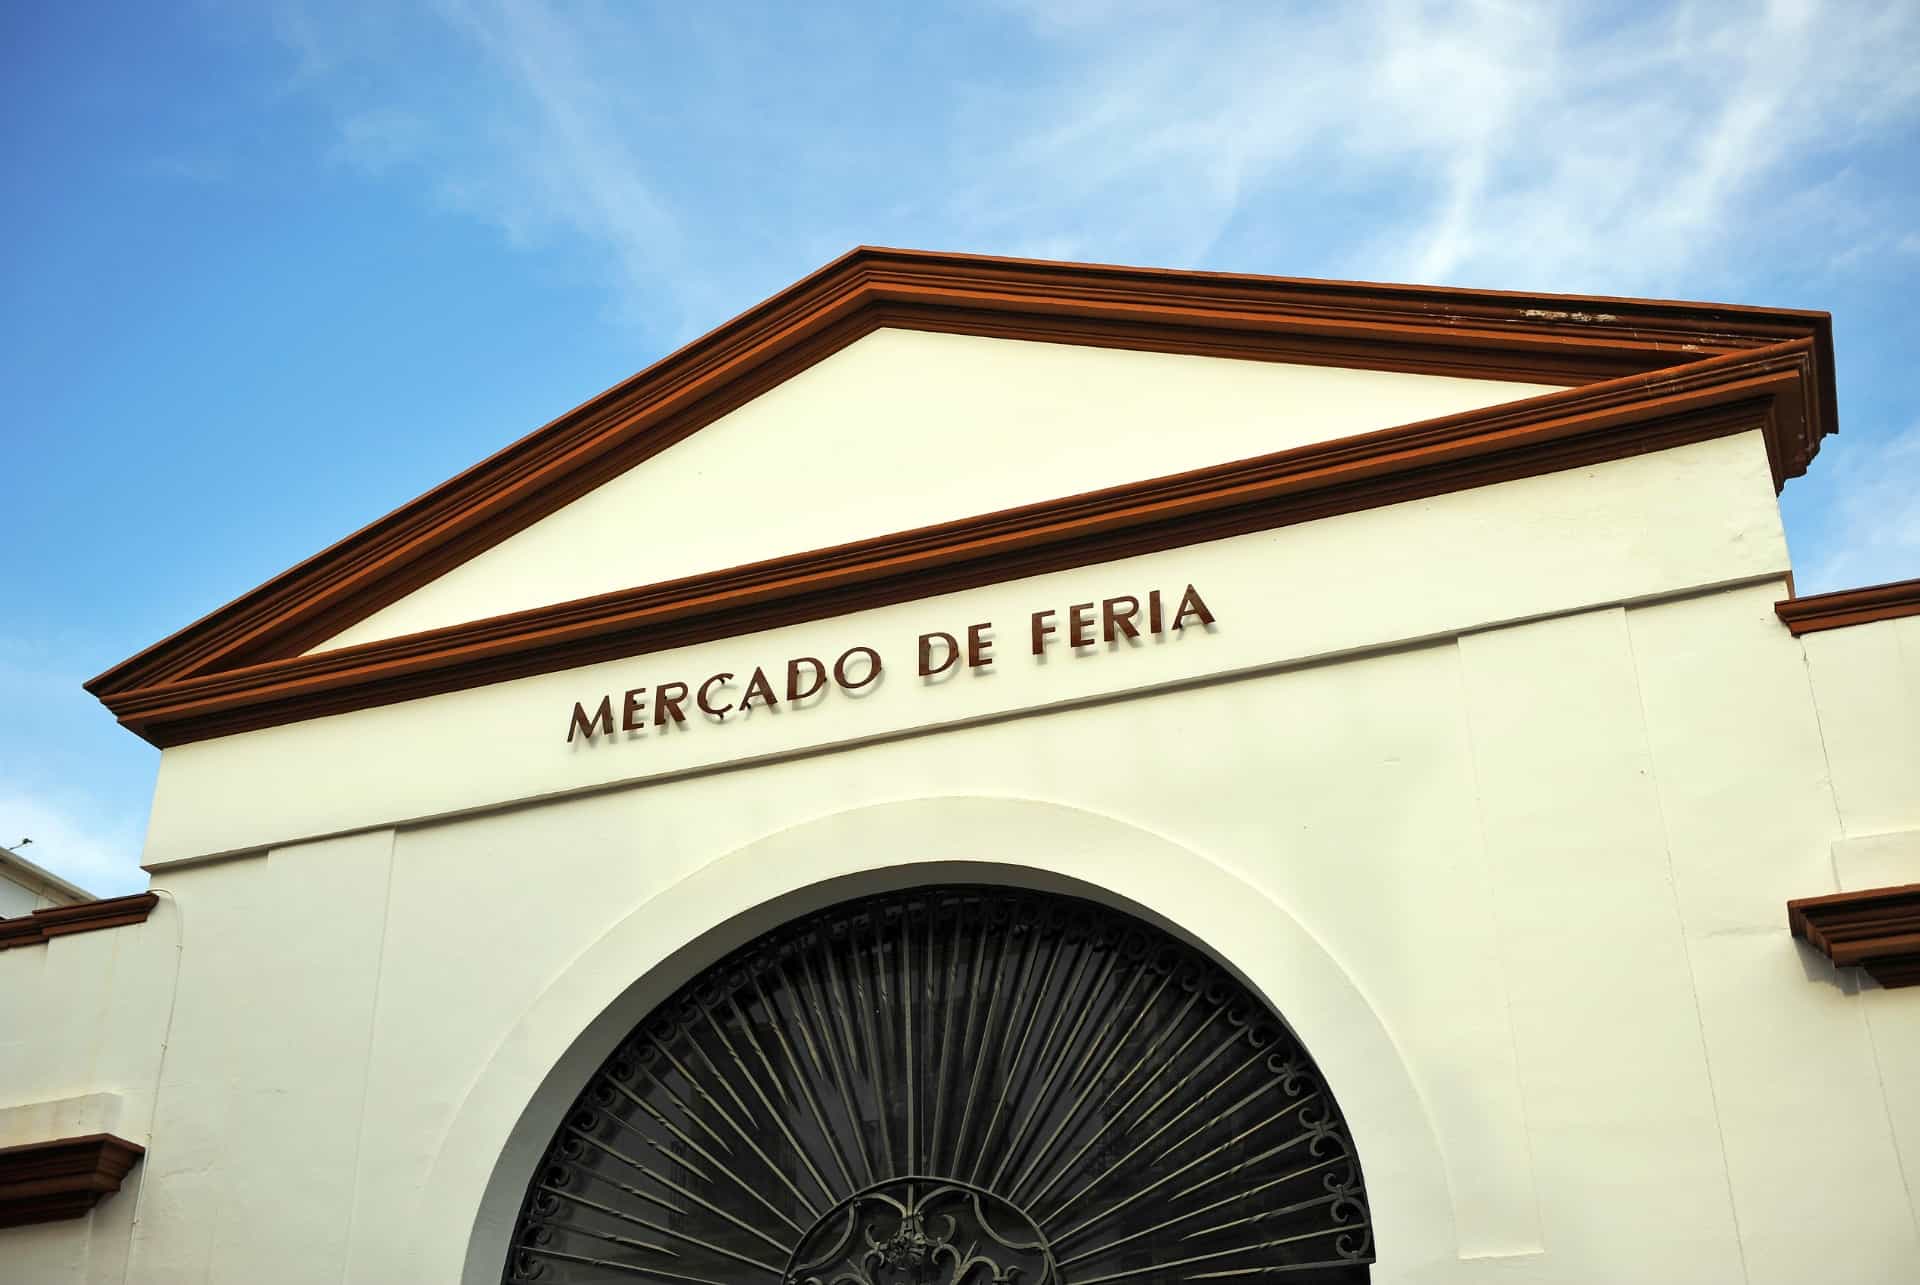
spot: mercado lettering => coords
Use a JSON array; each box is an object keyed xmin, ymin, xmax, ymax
[{"xmin": 565, "ymin": 583, "xmax": 1216, "ymax": 743}]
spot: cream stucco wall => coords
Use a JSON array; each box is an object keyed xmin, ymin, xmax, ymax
[
  {"xmin": 0, "ymin": 848, "xmax": 92, "ymax": 916},
  {"xmin": 313, "ymin": 329, "xmax": 1558, "ymax": 652},
  {"xmin": 53, "ymin": 569, "xmax": 1920, "ymax": 1285},
  {"xmin": 0, "ymin": 901, "xmax": 179, "ymax": 1284},
  {"xmin": 6, "ymin": 329, "xmax": 1917, "ymax": 1284},
  {"xmin": 147, "ymin": 429, "xmax": 1785, "ymax": 869},
  {"xmin": 1802, "ymin": 614, "xmax": 1920, "ymax": 1240}
]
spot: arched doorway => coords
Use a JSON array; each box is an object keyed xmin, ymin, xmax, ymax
[{"xmin": 501, "ymin": 884, "xmax": 1373, "ymax": 1282}]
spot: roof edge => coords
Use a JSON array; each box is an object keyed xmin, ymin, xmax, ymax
[
  {"xmin": 88, "ymin": 247, "xmax": 1839, "ymax": 700},
  {"xmin": 1776, "ymin": 575, "xmax": 1920, "ymax": 635},
  {"xmin": 96, "ymin": 338, "xmax": 1814, "ymax": 748},
  {"xmin": 0, "ymin": 845, "xmax": 95, "ymax": 906}
]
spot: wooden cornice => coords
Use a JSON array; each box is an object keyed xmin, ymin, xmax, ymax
[
  {"xmin": 0, "ymin": 1133, "xmax": 145, "ymax": 1228},
  {"xmin": 91, "ymin": 339, "xmax": 1816, "ymax": 748},
  {"xmin": 84, "ymin": 248, "xmax": 1837, "ymax": 747},
  {"xmin": 1775, "ymin": 575, "xmax": 1920, "ymax": 636},
  {"xmin": 1789, "ymin": 884, "xmax": 1920, "ymax": 988},
  {"xmin": 0, "ymin": 893, "xmax": 159, "ymax": 951},
  {"xmin": 87, "ymin": 248, "xmax": 1835, "ymax": 697}
]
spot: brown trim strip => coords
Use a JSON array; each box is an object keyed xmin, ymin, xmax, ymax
[
  {"xmin": 1789, "ymin": 884, "xmax": 1920, "ymax": 988},
  {"xmin": 1775, "ymin": 576, "xmax": 1920, "ymax": 636},
  {"xmin": 0, "ymin": 893, "xmax": 159, "ymax": 951},
  {"xmin": 86, "ymin": 246, "xmax": 1836, "ymax": 701},
  {"xmin": 0, "ymin": 1134, "xmax": 145, "ymax": 1228},
  {"xmin": 93, "ymin": 340, "xmax": 1814, "ymax": 747}
]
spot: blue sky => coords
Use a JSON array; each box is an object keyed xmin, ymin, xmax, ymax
[{"xmin": 4, "ymin": 0, "xmax": 1918, "ymax": 895}]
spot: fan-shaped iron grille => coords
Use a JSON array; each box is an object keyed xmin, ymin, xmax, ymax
[{"xmin": 505, "ymin": 886, "xmax": 1372, "ymax": 1283}]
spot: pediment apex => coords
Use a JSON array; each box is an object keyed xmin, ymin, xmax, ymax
[{"xmin": 86, "ymin": 247, "xmax": 1836, "ymax": 747}]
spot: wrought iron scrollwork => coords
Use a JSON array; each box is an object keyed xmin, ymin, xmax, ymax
[
  {"xmin": 504, "ymin": 886, "xmax": 1373, "ymax": 1283},
  {"xmin": 787, "ymin": 1179, "xmax": 1054, "ymax": 1284}
]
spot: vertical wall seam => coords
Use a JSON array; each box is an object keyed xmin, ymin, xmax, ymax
[
  {"xmin": 1859, "ymin": 996, "xmax": 1920, "ymax": 1246},
  {"xmin": 1895, "ymin": 622, "xmax": 1920, "ymax": 827},
  {"xmin": 1795, "ymin": 639, "xmax": 1849, "ymax": 865},
  {"xmin": 114, "ymin": 891, "xmax": 187, "ymax": 1285},
  {"xmin": 1448, "ymin": 636, "xmax": 1546, "ymax": 1258},
  {"xmin": 1853, "ymin": 614, "xmax": 1920, "ymax": 1244},
  {"xmin": 1620, "ymin": 605, "xmax": 1752, "ymax": 1285},
  {"xmin": 339, "ymin": 830, "xmax": 401, "ymax": 1284}
]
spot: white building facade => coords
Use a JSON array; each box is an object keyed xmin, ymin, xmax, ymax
[{"xmin": 3, "ymin": 249, "xmax": 1917, "ymax": 1284}]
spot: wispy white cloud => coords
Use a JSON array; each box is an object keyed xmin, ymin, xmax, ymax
[
  {"xmin": 260, "ymin": 0, "xmax": 1920, "ymax": 586},
  {"xmin": 330, "ymin": 107, "xmax": 435, "ymax": 175},
  {"xmin": 1795, "ymin": 420, "xmax": 1920, "ymax": 594},
  {"xmin": 271, "ymin": 0, "xmax": 1920, "ymax": 310},
  {"xmin": 290, "ymin": 0, "xmax": 690, "ymax": 326},
  {"xmin": 970, "ymin": 0, "xmax": 1920, "ymax": 294},
  {"xmin": 141, "ymin": 151, "xmax": 232, "ymax": 184},
  {"xmin": 0, "ymin": 642, "xmax": 153, "ymax": 896},
  {"xmin": 0, "ymin": 785, "xmax": 147, "ymax": 898},
  {"xmin": 429, "ymin": 0, "xmax": 682, "ymax": 320}
]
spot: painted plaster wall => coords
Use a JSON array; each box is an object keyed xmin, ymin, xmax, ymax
[
  {"xmin": 0, "ymin": 902, "xmax": 179, "ymax": 1284},
  {"xmin": 105, "ymin": 833, "xmax": 395, "ymax": 1283},
  {"xmin": 63, "ymin": 575, "xmax": 1919, "ymax": 1285},
  {"xmin": 6, "ymin": 323, "xmax": 1916, "ymax": 1281},
  {"xmin": 0, "ymin": 856, "xmax": 90, "ymax": 916},
  {"xmin": 0, "ymin": 879, "xmax": 44, "ymax": 918},
  {"xmin": 314, "ymin": 329, "xmax": 1558, "ymax": 652},
  {"xmin": 1805, "ymin": 615, "xmax": 1920, "ymax": 841},
  {"xmin": 145, "ymin": 430, "xmax": 1787, "ymax": 868},
  {"xmin": 1801, "ymin": 615, "xmax": 1920, "ymax": 1237}
]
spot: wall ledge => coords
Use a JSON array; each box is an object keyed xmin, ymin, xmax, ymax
[
  {"xmin": 0, "ymin": 1133, "xmax": 145, "ymax": 1228},
  {"xmin": 1775, "ymin": 574, "xmax": 1920, "ymax": 635},
  {"xmin": 1788, "ymin": 883, "xmax": 1920, "ymax": 988},
  {"xmin": 0, "ymin": 893, "xmax": 158, "ymax": 951}
]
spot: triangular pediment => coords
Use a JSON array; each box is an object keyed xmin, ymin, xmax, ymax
[
  {"xmin": 312, "ymin": 328, "xmax": 1563, "ymax": 652},
  {"xmin": 86, "ymin": 247, "xmax": 1835, "ymax": 747}
]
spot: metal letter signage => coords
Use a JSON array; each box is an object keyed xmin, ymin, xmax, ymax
[{"xmin": 563, "ymin": 584, "xmax": 1216, "ymax": 746}]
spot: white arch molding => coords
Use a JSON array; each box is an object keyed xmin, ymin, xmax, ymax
[{"xmin": 406, "ymin": 796, "xmax": 1460, "ymax": 1283}]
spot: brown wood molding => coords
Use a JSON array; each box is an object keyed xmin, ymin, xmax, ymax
[
  {"xmin": 92, "ymin": 339, "xmax": 1815, "ymax": 747},
  {"xmin": 0, "ymin": 1134, "xmax": 145, "ymax": 1228},
  {"xmin": 87, "ymin": 246, "xmax": 1836, "ymax": 709},
  {"xmin": 1775, "ymin": 575, "xmax": 1920, "ymax": 636},
  {"xmin": 1789, "ymin": 884, "xmax": 1920, "ymax": 988},
  {"xmin": 0, "ymin": 893, "xmax": 159, "ymax": 951}
]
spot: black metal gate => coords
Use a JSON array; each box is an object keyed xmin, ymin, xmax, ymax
[{"xmin": 504, "ymin": 885, "xmax": 1372, "ymax": 1283}]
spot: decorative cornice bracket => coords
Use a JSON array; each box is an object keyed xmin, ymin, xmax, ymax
[
  {"xmin": 0, "ymin": 1134, "xmax": 146, "ymax": 1228},
  {"xmin": 1776, "ymin": 576, "xmax": 1920, "ymax": 636},
  {"xmin": 0, "ymin": 893, "xmax": 159, "ymax": 951},
  {"xmin": 1789, "ymin": 883, "xmax": 1920, "ymax": 988}
]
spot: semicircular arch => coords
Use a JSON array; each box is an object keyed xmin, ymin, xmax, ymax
[{"xmin": 415, "ymin": 796, "xmax": 1454, "ymax": 1283}]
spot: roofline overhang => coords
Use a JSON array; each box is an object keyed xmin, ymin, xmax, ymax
[{"xmin": 84, "ymin": 247, "xmax": 1840, "ymax": 747}]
